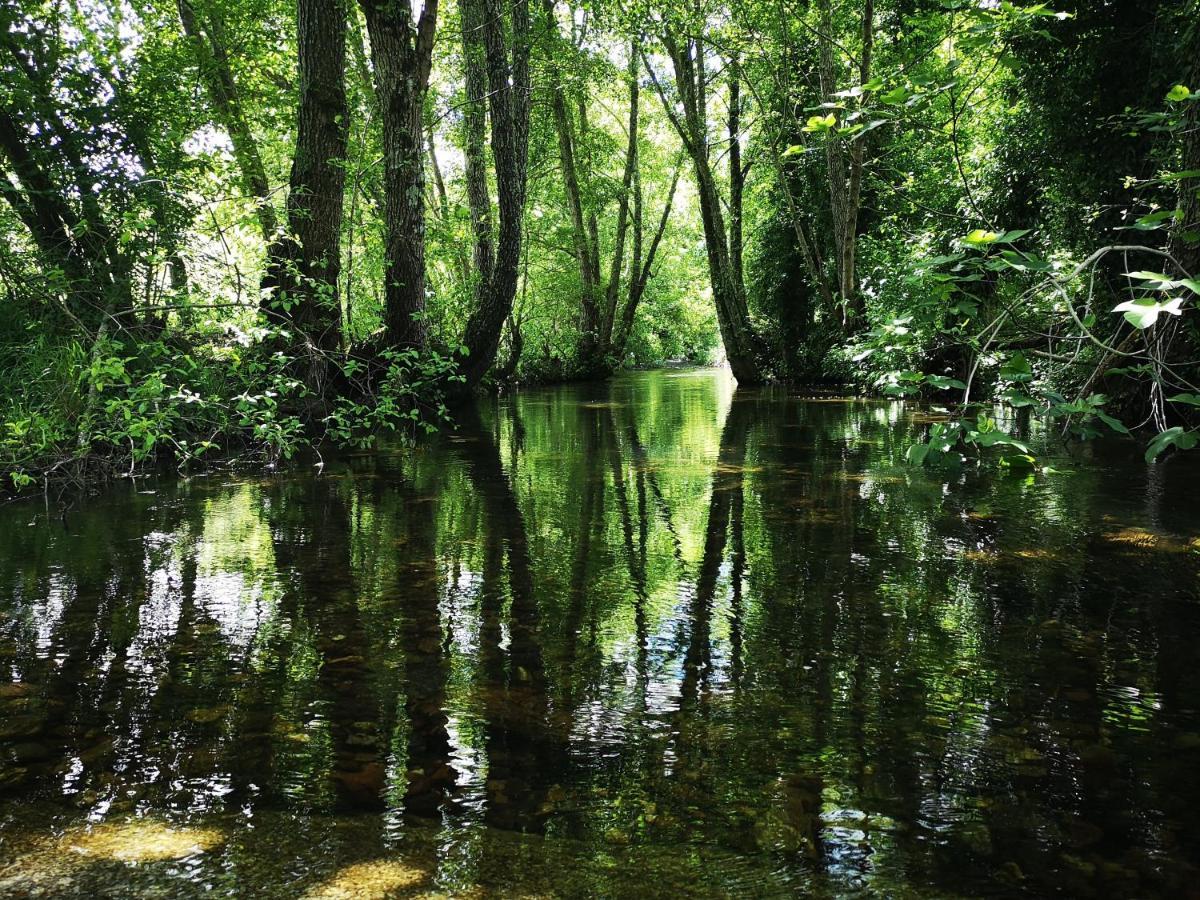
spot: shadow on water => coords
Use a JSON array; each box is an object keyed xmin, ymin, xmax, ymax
[{"xmin": 2, "ymin": 369, "xmax": 1200, "ymax": 897}]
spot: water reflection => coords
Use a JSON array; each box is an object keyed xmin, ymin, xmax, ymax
[{"xmin": 2, "ymin": 370, "xmax": 1200, "ymax": 897}]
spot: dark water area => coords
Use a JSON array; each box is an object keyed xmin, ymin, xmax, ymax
[{"xmin": 2, "ymin": 369, "xmax": 1200, "ymax": 898}]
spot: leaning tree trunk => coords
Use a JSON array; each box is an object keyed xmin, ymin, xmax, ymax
[
  {"xmin": 649, "ymin": 32, "xmax": 763, "ymax": 385},
  {"xmin": 612, "ymin": 161, "xmax": 680, "ymax": 357},
  {"xmin": 264, "ymin": 0, "xmax": 348, "ymax": 390}
]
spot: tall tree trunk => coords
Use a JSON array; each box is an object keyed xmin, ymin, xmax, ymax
[
  {"xmin": 176, "ymin": 0, "xmax": 278, "ymax": 245},
  {"xmin": 578, "ymin": 97, "xmax": 603, "ymax": 291},
  {"xmin": 264, "ymin": 0, "xmax": 348, "ymax": 388},
  {"xmin": 460, "ymin": 0, "xmax": 495, "ymax": 287},
  {"xmin": 841, "ymin": 0, "xmax": 873, "ymax": 318},
  {"xmin": 817, "ymin": 0, "xmax": 872, "ymax": 321},
  {"xmin": 600, "ymin": 48, "xmax": 641, "ymax": 353},
  {"xmin": 426, "ymin": 123, "xmax": 472, "ymax": 287},
  {"xmin": 647, "ymin": 34, "xmax": 763, "ymax": 384},
  {"xmin": 543, "ymin": 0, "xmax": 601, "ymax": 360},
  {"xmin": 358, "ymin": 0, "xmax": 439, "ymax": 350},
  {"xmin": 548, "ymin": 28, "xmax": 641, "ymax": 376},
  {"xmin": 728, "ymin": 54, "xmax": 745, "ymax": 290},
  {"xmin": 613, "ymin": 161, "xmax": 680, "ymax": 357},
  {"xmin": 745, "ymin": 14, "xmax": 835, "ymax": 312},
  {"xmin": 459, "ymin": 0, "xmax": 532, "ymax": 387}
]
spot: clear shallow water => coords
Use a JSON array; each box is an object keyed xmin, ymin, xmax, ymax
[{"xmin": 1, "ymin": 369, "xmax": 1200, "ymax": 898}]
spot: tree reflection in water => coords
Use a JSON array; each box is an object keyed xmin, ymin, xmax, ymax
[{"xmin": 2, "ymin": 369, "xmax": 1200, "ymax": 897}]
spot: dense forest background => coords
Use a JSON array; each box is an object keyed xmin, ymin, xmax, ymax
[{"xmin": 0, "ymin": 0, "xmax": 1197, "ymax": 487}]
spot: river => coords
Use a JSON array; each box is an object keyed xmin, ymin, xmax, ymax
[{"xmin": 1, "ymin": 369, "xmax": 1199, "ymax": 897}]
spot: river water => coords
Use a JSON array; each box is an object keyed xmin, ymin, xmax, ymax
[{"xmin": 1, "ymin": 369, "xmax": 1199, "ymax": 897}]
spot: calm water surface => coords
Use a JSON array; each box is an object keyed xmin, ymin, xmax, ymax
[{"xmin": 2, "ymin": 369, "xmax": 1200, "ymax": 898}]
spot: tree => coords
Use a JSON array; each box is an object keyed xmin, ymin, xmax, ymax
[
  {"xmin": 645, "ymin": 10, "xmax": 764, "ymax": 384},
  {"xmin": 264, "ymin": 0, "xmax": 350, "ymax": 385},
  {"xmin": 177, "ymin": 0, "xmax": 279, "ymax": 246},
  {"xmin": 816, "ymin": 0, "xmax": 872, "ymax": 320},
  {"xmin": 0, "ymin": 7, "xmax": 135, "ymax": 327},
  {"xmin": 544, "ymin": 25, "xmax": 674, "ymax": 375},
  {"xmin": 457, "ymin": 0, "xmax": 533, "ymax": 387},
  {"xmin": 358, "ymin": 0, "xmax": 439, "ymax": 350}
]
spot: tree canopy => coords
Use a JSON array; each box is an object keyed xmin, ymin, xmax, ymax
[{"xmin": 0, "ymin": 0, "xmax": 1198, "ymax": 487}]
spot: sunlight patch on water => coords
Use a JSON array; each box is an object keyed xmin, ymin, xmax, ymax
[
  {"xmin": 302, "ymin": 859, "xmax": 429, "ymax": 899},
  {"xmin": 66, "ymin": 820, "xmax": 224, "ymax": 861}
]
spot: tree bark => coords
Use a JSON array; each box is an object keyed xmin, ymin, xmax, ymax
[
  {"xmin": 647, "ymin": 33, "xmax": 763, "ymax": 384},
  {"xmin": 460, "ymin": 0, "xmax": 495, "ymax": 287},
  {"xmin": 817, "ymin": 0, "xmax": 872, "ymax": 320},
  {"xmin": 426, "ymin": 123, "xmax": 472, "ymax": 287},
  {"xmin": 600, "ymin": 48, "xmax": 641, "ymax": 352},
  {"xmin": 458, "ymin": 0, "xmax": 532, "ymax": 387},
  {"xmin": 264, "ymin": 0, "xmax": 349, "ymax": 374},
  {"xmin": 841, "ymin": 0, "xmax": 873, "ymax": 317},
  {"xmin": 358, "ymin": 0, "xmax": 439, "ymax": 350},
  {"xmin": 544, "ymin": 0, "xmax": 601, "ymax": 357},
  {"xmin": 728, "ymin": 54, "xmax": 745, "ymax": 290},
  {"xmin": 613, "ymin": 161, "xmax": 680, "ymax": 357}
]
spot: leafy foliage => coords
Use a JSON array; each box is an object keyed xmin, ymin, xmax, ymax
[{"xmin": 0, "ymin": 0, "xmax": 1197, "ymax": 492}]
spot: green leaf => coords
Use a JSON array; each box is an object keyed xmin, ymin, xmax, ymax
[
  {"xmin": 971, "ymin": 431, "xmax": 1030, "ymax": 452},
  {"xmin": 1126, "ymin": 270, "xmax": 1182, "ymax": 288},
  {"xmin": 906, "ymin": 443, "xmax": 931, "ymax": 465},
  {"xmin": 1167, "ymin": 393, "xmax": 1200, "ymax": 407},
  {"xmin": 1094, "ymin": 411, "xmax": 1130, "ymax": 435},
  {"xmin": 854, "ymin": 119, "xmax": 888, "ymax": 139},
  {"xmin": 1159, "ymin": 171, "xmax": 1200, "ymax": 183},
  {"xmin": 962, "ymin": 229, "xmax": 1000, "ymax": 246},
  {"xmin": 926, "ymin": 375, "xmax": 968, "ymax": 390},
  {"xmin": 1113, "ymin": 296, "xmax": 1185, "ymax": 329},
  {"xmin": 1146, "ymin": 427, "xmax": 1199, "ymax": 462},
  {"xmin": 995, "ymin": 229, "xmax": 1031, "ymax": 243},
  {"xmin": 998, "ymin": 249, "xmax": 1052, "ymax": 272},
  {"xmin": 802, "ymin": 113, "xmax": 838, "ymax": 132},
  {"xmin": 1132, "ymin": 210, "xmax": 1178, "ymax": 229},
  {"xmin": 1002, "ymin": 388, "xmax": 1035, "ymax": 408},
  {"xmin": 999, "ymin": 351, "xmax": 1033, "ymax": 383},
  {"xmin": 999, "ymin": 454, "xmax": 1037, "ymax": 471},
  {"xmin": 1166, "ymin": 84, "xmax": 1192, "ymax": 102}
]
